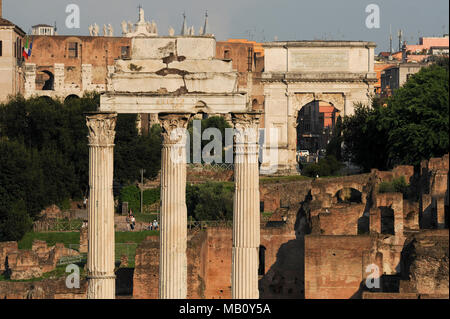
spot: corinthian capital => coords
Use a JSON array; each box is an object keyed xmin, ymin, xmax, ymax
[
  {"xmin": 231, "ymin": 112, "xmax": 261, "ymax": 130},
  {"xmin": 159, "ymin": 113, "xmax": 193, "ymax": 145},
  {"xmin": 231, "ymin": 112, "xmax": 261, "ymax": 145},
  {"xmin": 86, "ymin": 112, "xmax": 117, "ymax": 146}
]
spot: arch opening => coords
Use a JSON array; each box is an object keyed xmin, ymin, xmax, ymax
[
  {"xmin": 334, "ymin": 188, "xmax": 362, "ymax": 204},
  {"xmin": 64, "ymin": 94, "xmax": 80, "ymax": 104},
  {"xmin": 36, "ymin": 70, "xmax": 55, "ymax": 91},
  {"xmin": 296, "ymin": 100, "xmax": 340, "ymax": 163},
  {"xmin": 380, "ymin": 207, "xmax": 395, "ymax": 235}
]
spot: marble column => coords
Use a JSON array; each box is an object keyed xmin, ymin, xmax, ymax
[
  {"xmin": 158, "ymin": 113, "xmax": 192, "ymax": 299},
  {"xmin": 231, "ymin": 112, "xmax": 261, "ymax": 299},
  {"xmin": 85, "ymin": 112, "xmax": 117, "ymax": 299}
]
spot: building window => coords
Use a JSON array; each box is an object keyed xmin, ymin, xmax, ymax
[
  {"xmin": 0, "ymin": 41, "xmax": 2, "ymax": 56},
  {"xmin": 247, "ymin": 47, "xmax": 253, "ymax": 72},
  {"xmin": 68, "ymin": 42, "xmax": 79, "ymax": 58},
  {"xmin": 121, "ymin": 46, "xmax": 130, "ymax": 59},
  {"xmin": 224, "ymin": 49, "xmax": 231, "ymax": 60}
]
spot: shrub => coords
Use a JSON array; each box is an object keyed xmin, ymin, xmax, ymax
[
  {"xmin": 186, "ymin": 182, "xmax": 234, "ymax": 221},
  {"xmin": 378, "ymin": 176, "xmax": 409, "ymax": 195},
  {"xmin": 302, "ymin": 155, "xmax": 343, "ymax": 177}
]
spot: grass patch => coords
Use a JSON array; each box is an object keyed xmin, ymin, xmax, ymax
[
  {"xmin": 18, "ymin": 231, "xmax": 159, "ymax": 250},
  {"xmin": 18, "ymin": 232, "xmax": 80, "ymax": 250},
  {"xmin": 261, "ymin": 212, "xmax": 274, "ymax": 220},
  {"xmin": 134, "ymin": 213, "xmax": 159, "ymax": 224}
]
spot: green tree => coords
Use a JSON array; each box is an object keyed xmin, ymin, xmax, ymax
[
  {"xmin": 0, "ymin": 200, "xmax": 33, "ymax": 242},
  {"xmin": 342, "ymin": 60, "xmax": 449, "ymax": 170},
  {"xmin": 114, "ymin": 114, "xmax": 162, "ymax": 184},
  {"xmin": 381, "ymin": 63, "xmax": 449, "ymax": 167},
  {"xmin": 0, "ymin": 140, "xmax": 46, "ymax": 219},
  {"xmin": 186, "ymin": 182, "xmax": 234, "ymax": 221},
  {"xmin": 302, "ymin": 155, "xmax": 343, "ymax": 177},
  {"xmin": 341, "ymin": 103, "xmax": 390, "ymax": 171}
]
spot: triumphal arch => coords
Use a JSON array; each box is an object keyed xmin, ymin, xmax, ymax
[
  {"xmin": 85, "ymin": 9, "xmax": 260, "ymax": 299},
  {"xmin": 261, "ymin": 41, "xmax": 377, "ymax": 173}
]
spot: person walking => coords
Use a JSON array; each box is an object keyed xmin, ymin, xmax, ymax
[{"xmin": 130, "ymin": 215, "xmax": 136, "ymax": 231}]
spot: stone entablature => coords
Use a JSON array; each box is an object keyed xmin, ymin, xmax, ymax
[
  {"xmin": 100, "ymin": 92, "xmax": 247, "ymax": 114},
  {"xmin": 104, "ymin": 36, "xmax": 241, "ymax": 102},
  {"xmin": 262, "ymin": 72, "xmax": 377, "ymax": 83},
  {"xmin": 263, "ymin": 41, "xmax": 376, "ymax": 74}
]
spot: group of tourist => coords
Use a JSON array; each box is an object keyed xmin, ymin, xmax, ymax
[{"xmin": 149, "ymin": 220, "xmax": 159, "ymax": 230}]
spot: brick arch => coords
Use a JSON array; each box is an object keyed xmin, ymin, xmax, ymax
[{"xmin": 329, "ymin": 183, "xmax": 367, "ymax": 203}]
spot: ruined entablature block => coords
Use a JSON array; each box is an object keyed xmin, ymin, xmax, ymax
[{"xmin": 131, "ymin": 37, "xmax": 216, "ymax": 60}]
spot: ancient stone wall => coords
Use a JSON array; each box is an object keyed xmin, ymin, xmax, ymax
[
  {"xmin": 0, "ymin": 241, "xmax": 17, "ymax": 272},
  {"xmin": 260, "ymin": 179, "xmax": 312, "ymax": 213},
  {"xmin": 131, "ymin": 225, "xmax": 297, "ymax": 299},
  {"xmin": 304, "ymin": 235, "xmax": 374, "ymax": 299},
  {"xmin": 0, "ymin": 240, "xmax": 79, "ymax": 280},
  {"xmin": 400, "ymin": 229, "xmax": 449, "ymax": 296},
  {"xmin": 132, "ymin": 231, "xmax": 208, "ymax": 299},
  {"xmin": 203, "ymin": 227, "xmax": 232, "ymax": 299},
  {"xmin": 0, "ymin": 278, "xmax": 87, "ymax": 299},
  {"xmin": 316, "ymin": 203, "xmax": 365, "ymax": 235}
]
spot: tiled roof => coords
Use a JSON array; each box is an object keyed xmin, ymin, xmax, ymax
[
  {"xmin": 0, "ymin": 17, "xmax": 15, "ymax": 26},
  {"xmin": 0, "ymin": 17, "xmax": 26, "ymax": 35}
]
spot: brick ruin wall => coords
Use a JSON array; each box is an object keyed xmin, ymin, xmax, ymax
[{"xmin": 132, "ymin": 226, "xmax": 297, "ymax": 299}]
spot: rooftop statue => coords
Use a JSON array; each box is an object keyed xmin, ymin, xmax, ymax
[
  {"xmin": 93, "ymin": 23, "xmax": 99, "ymax": 36},
  {"xmin": 121, "ymin": 21, "xmax": 127, "ymax": 35},
  {"xmin": 123, "ymin": 6, "xmax": 158, "ymax": 37},
  {"xmin": 139, "ymin": 7, "xmax": 145, "ymax": 23},
  {"xmin": 108, "ymin": 24, "xmax": 114, "ymax": 37}
]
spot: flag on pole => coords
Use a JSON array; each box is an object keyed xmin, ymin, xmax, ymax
[{"xmin": 22, "ymin": 36, "xmax": 33, "ymax": 59}]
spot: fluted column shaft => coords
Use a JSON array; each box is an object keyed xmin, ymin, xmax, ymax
[
  {"xmin": 231, "ymin": 112, "xmax": 261, "ymax": 299},
  {"xmin": 86, "ymin": 112, "xmax": 117, "ymax": 299},
  {"xmin": 158, "ymin": 113, "xmax": 192, "ymax": 299}
]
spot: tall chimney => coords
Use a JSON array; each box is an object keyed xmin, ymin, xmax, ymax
[{"xmin": 0, "ymin": 0, "xmax": 3, "ymax": 18}]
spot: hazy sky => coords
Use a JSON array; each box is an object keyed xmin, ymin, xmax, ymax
[{"xmin": 3, "ymin": 0, "xmax": 449, "ymax": 53}]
